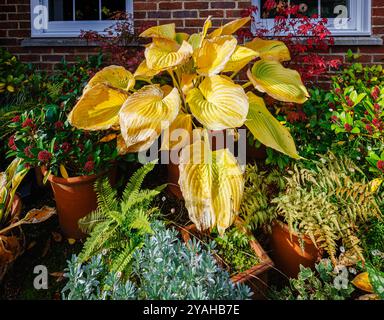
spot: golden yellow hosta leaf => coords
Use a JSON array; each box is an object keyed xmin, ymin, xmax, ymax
[
  {"xmin": 245, "ymin": 38, "xmax": 291, "ymax": 62},
  {"xmin": 84, "ymin": 65, "xmax": 135, "ymax": 92},
  {"xmin": 222, "ymin": 45, "xmax": 258, "ymax": 73},
  {"xmin": 211, "ymin": 149, "xmax": 244, "ymax": 235},
  {"xmin": 179, "ymin": 131, "xmax": 244, "ymax": 234},
  {"xmin": 119, "ymin": 85, "xmax": 181, "ymax": 153},
  {"xmin": 134, "ymin": 60, "xmax": 160, "ymax": 80},
  {"xmin": 245, "ymin": 92, "xmax": 300, "ymax": 159},
  {"xmin": 194, "ymin": 36, "xmax": 237, "ymax": 76},
  {"xmin": 145, "ymin": 38, "xmax": 193, "ymax": 71},
  {"xmin": 352, "ymin": 272, "xmax": 374, "ymax": 293},
  {"xmin": 181, "ymin": 73, "xmax": 197, "ymax": 95},
  {"xmin": 248, "ymin": 60, "xmax": 309, "ymax": 104},
  {"xmin": 208, "ymin": 16, "xmax": 251, "ymax": 38},
  {"xmin": 186, "ymin": 75, "xmax": 248, "ymax": 130},
  {"xmin": 161, "ymin": 112, "xmax": 193, "ymax": 151},
  {"xmin": 140, "ymin": 23, "xmax": 176, "ymax": 40},
  {"xmin": 68, "ymin": 83, "xmax": 129, "ymax": 130}
]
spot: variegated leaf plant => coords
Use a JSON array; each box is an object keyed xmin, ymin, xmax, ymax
[{"xmin": 67, "ymin": 17, "xmax": 309, "ymax": 235}]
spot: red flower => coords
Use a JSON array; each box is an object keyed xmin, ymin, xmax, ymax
[
  {"xmin": 372, "ymin": 87, "xmax": 380, "ymax": 101},
  {"xmin": 22, "ymin": 118, "xmax": 34, "ymax": 129},
  {"xmin": 344, "ymin": 123, "xmax": 353, "ymax": 132},
  {"xmin": 38, "ymin": 150, "xmax": 52, "ymax": 163},
  {"xmin": 331, "ymin": 115, "xmax": 338, "ymax": 123},
  {"xmin": 84, "ymin": 160, "xmax": 95, "ymax": 173},
  {"xmin": 54, "ymin": 121, "xmax": 64, "ymax": 130},
  {"xmin": 11, "ymin": 115, "xmax": 20, "ymax": 123},
  {"xmin": 24, "ymin": 146, "xmax": 33, "ymax": 158},
  {"xmin": 8, "ymin": 135, "xmax": 16, "ymax": 151},
  {"xmin": 374, "ymin": 103, "xmax": 381, "ymax": 112},
  {"xmin": 366, "ymin": 124, "xmax": 374, "ymax": 134},
  {"xmin": 62, "ymin": 142, "xmax": 71, "ymax": 153},
  {"xmin": 335, "ymin": 88, "xmax": 342, "ymax": 95},
  {"xmin": 372, "ymin": 118, "xmax": 381, "ymax": 128},
  {"xmin": 377, "ymin": 160, "xmax": 384, "ymax": 172}
]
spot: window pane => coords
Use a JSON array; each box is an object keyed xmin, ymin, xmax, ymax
[
  {"xmin": 48, "ymin": 0, "xmax": 73, "ymax": 21},
  {"xmin": 290, "ymin": 1, "xmax": 319, "ymax": 17},
  {"xmin": 321, "ymin": 0, "xmax": 349, "ymax": 18},
  {"xmin": 75, "ymin": 0, "xmax": 99, "ymax": 21},
  {"xmin": 101, "ymin": 0, "xmax": 126, "ymax": 20}
]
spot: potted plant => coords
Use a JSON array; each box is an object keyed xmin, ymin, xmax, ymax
[
  {"xmin": 7, "ymin": 101, "xmax": 120, "ymax": 239},
  {"xmin": 0, "ymin": 158, "xmax": 55, "ymax": 281},
  {"xmin": 179, "ymin": 222, "xmax": 273, "ymax": 299},
  {"xmin": 67, "ymin": 16, "xmax": 308, "ymax": 236},
  {"xmin": 270, "ymin": 153, "xmax": 382, "ymax": 278}
]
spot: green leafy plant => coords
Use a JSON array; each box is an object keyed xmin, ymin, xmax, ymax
[
  {"xmin": 270, "ymin": 260, "xmax": 354, "ymax": 300},
  {"xmin": 239, "ymin": 163, "xmax": 284, "ymax": 231},
  {"xmin": 62, "ymin": 221, "xmax": 252, "ymax": 300},
  {"xmin": 272, "ymin": 152, "xmax": 382, "ymax": 264},
  {"xmin": 360, "ymin": 218, "xmax": 384, "ymax": 271},
  {"xmin": 213, "ymin": 227, "xmax": 259, "ymax": 274},
  {"xmin": 78, "ymin": 162, "xmax": 162, "ymax": 273},
  {"xmin": 330, "ymin": 60, "xmax": 384, "ymax": 177}
]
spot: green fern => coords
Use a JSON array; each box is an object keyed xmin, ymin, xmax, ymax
[{"xmin": 78, "ymin": 163, "xmax": 161, "ymax": 274}]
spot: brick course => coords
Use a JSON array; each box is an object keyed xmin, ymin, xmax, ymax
[{"xmin": 0, "ymin": 0, "xmax": 383, "ymax": 73}]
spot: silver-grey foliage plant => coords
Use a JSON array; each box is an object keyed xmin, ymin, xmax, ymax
[{"xmin": 62, "ymin": 221, "xmax": 252, "ymax": 300}]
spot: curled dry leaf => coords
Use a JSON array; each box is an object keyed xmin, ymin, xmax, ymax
[{"xmin": 23, "ymin": 206, "xmax": 56, "ymax": 224}]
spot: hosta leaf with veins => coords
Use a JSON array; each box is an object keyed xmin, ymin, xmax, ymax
[
  {"xmin": 247, "ymin": 59, "xmax": 309, "ymax": 104},
  {"xmin": 68, "ymin": 83, "xmax": 129, "ymax": 131},
  {"xmin": 84, "ymin": 65, "xmax": 135, "ymax": 92},
  {"xmin": 245, "ymin": 38, "xmax": 291, "ymax": 62},
  {"xmin": 186, "ymin": 75, "xmax": 248, "ymax": 130},
  {"xmin": 245, "ymin": 92, "xmax": 299, "ymax": 159},
  {"xmin": 145, "ymin": 38, "xmax": 193, "ymax": 72},
  {"xmin": 119, "ymin": 85, "xmax": 181, "ymax": 153},
  {"xmin": 179, "ymin": 131, "xmax": 244, "ymax": 234},
  {"xmin": 194, "ymin": 36, "xmax": 237, "ymax": 76}
]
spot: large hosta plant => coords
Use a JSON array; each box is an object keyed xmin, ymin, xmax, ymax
[{"xmin": 68, "ymin": 17, "xmax": 309, "ymax": 234}]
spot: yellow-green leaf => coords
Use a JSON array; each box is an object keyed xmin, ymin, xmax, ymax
[
  {"xmin": 208, "ymin": 16, "xmax": 251, "ymax": 38},
  {"xmin": 245, "ymin": 92, "xmax": 300, "ymax": 159},
  {"xmin": 119, "ymin": 85, "xmax": 181, "ymax": 153},
  {"xmin": 68, "ymin": 83, "xmax": 129, "ymax": 131},
  {"xmin": 187, "ymin": 75, "xmax": 248, "ymax": 130},
  {"xmin": 60, "ymin": 165, "xmax": 69, "ymax": 179},
  {"xmin": 140, "ymin": 23, "xmax": 176, "ymax": 40},
  {"xmin": 245, "ymin": 38, "xmax": 291, "ymax": 62},
  {"xmin": 222, "ymin": 45, "xmax": 258, "ymax": 73},
  {"xmin": 248, "ymin": 59, "xmax": 309, "ymax": 104}
]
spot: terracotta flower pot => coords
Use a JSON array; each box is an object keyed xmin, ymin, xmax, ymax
[
  {"xmin": 41, "ymin": 167, "xmax": 115, "ymax": 239},
  {"xmin": 0, "ymin": 194, "xmax": 24, "ymax": 282},
  {"xmin": 270, "ymin": 221, "xmax": 321, "ymax": 279},
  {"xmin": 180, "ymin": 224, "xmax": 274, "ymax": 300}
]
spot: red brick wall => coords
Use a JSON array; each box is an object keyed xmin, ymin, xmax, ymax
[{"xmin": 1, "ymin": 0, "xmax": 384, "ymax": 72}]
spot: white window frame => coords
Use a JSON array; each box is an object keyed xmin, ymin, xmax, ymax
[
  {"xmin": 30, "ymin": 0, "xmax": 133, "ymax": 37},
  {"xmin": 252, "ymin": 0, "xmax": 371, "ymax": 36}
]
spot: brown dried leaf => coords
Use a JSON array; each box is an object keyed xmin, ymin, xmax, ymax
[{"xmin": 23, "ymin": 206, "xmax": 56, "ymax": 224}]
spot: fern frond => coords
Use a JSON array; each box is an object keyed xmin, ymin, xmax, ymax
[
  {"xmin": 94, "ymin": 178, "xmax": 119, "ymax": 212},
  {"xmin": 122, "ymin": 162, "xmax": 156, "ymax": 203},
  {"xmin": 78, "ymin": 207, "xmax": 107, "ymax": 234}
]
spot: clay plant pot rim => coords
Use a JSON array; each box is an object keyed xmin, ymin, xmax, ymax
[
  {"xmin": 273, "ymin": 220, "xmax": 316, "ymax": 246},
  {"xmin": 41, "ymin": 166, "xmax": 106, "ymax": 186},
  {"xmin": 180, "ymin": 224, "xmax": 274, "ymax": 284}
]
